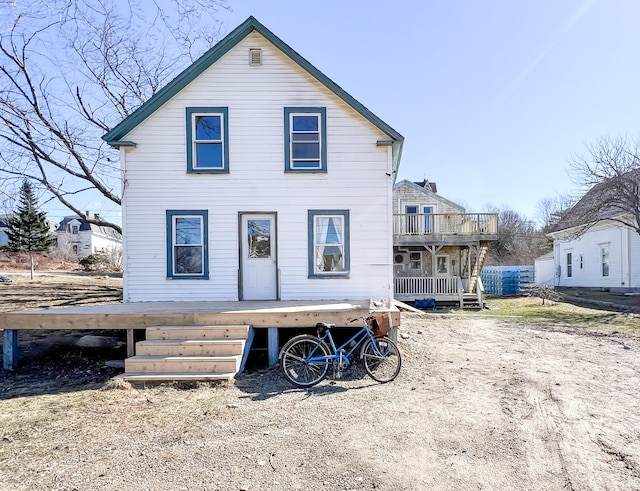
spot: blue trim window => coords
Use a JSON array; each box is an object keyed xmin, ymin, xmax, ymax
[
  {"xmin": 186, "ymin": 107, "xmax": 229, "ymax": 173},
  {"xmin": 166, "ymin": 210, "xmax": 209, "ymax": 279},
  {"xmin": 308, "ymin": 210, "xmax": 349, "ymax": 278},
  {"xmin": 285, "ymin": 107, "xmax": 327, "ymax": 172}
]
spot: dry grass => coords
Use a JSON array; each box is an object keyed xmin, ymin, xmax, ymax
[
  {"xmin": 0, "ymin": 273, "xmax": 122, "ymax": 312},
  {"xmin": 450, "ymin": 296, "xmax": 640, "ymax": 336}
]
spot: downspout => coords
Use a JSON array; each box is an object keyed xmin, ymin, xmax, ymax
[
  {"xmin": 120, "ymin": 145, "xmax": 129, "ymax": 303},
  {"xmin": 620, "ymin": 226, "xmax": 630, "ymax": 289},
  {"xmin": 386, "ymin": 145, "xmax": 394, "ymax": 301}
]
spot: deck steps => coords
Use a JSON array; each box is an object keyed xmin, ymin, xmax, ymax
[{"xmin": 120, "ymin": 324, "xmax": 250, "ymax": 382}]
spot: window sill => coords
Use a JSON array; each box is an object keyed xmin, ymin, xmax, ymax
[
  {"xmin": 309, "ymin": 273, "xmax": 350, "ymax": 279},
  {"xmin": 166, "ymin": 275, "xmax": 210, "ymax": 280}
]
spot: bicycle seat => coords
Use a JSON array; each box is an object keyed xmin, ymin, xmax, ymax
[{"xmin": 316, "ymin": 322, "xmax": 335, "ymax": 329}]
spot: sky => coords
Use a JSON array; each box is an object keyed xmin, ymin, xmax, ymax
[
  {"xmin": 40, "ymin": 0, "xmax": 640, "ymax": 226},
  {"xmin": 219, "ymin": 0, "xmax": 640, "ymax": 223}
]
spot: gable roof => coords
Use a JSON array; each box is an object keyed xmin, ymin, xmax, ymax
[
  {"xmin": 57, "ymin": 216, "xmax": 122, "ymax": 240},
  {"xmin": 413, "ymin": 179, "xmax": 437, "ymax": 193},
  {"xmin": 393, "ymin": 179, "xmax": 465, "ymax": 212},
  {"xmin": 102, "ymin": 16, "xmax": 404, "ymax": 172},
  {"xmin": 551, "ymin": 169, "xmax": 640, "ymax": 233}
]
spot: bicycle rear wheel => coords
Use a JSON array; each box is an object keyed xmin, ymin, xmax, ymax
[
  {"xmin": 280, "ymin": 335, "xmax": 330, "ymax": 387},
  {"xmin": 361, "ymin": 337, "xmax": 401, "ymax": 383}
]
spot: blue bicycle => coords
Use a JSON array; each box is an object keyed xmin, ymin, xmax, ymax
[{"xmin": 279, "ymin": 315, "xmax": 402, "ymax": 387}]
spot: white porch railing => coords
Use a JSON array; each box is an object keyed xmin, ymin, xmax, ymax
[
  {"xmin": 393, "ymin": 213, "xmax": 498, "ymax": 236},
  {"xmin": 394, "ymin": 276, "xmax": 460, "ymax": 296}
]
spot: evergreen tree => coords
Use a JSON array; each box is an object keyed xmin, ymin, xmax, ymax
[{"xmin": 5, "ymin": 180, "xmax": 54, "ymax": 254}]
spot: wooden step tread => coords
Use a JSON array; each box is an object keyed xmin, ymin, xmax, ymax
[
  {"xmin": 135, "ymin": 338, "xmax": 246, "ymax": 357},
  {"xmin": 115, "ymin": 372, "xmax": 236, "ymax": 382},
  {"xmin": 127, "ymin": 355, "xmax": 241, "ymax": 361},
  {"xmin": 137, "ymin": 339, "xmax": 246, "ymax": 345},
  {"xmin": 146, "ymin": 325, "xmax": 249, "ymax": 340},
  {"xmin": 147, "ymin": 325, "xmax": 251, "ymax": 330}
]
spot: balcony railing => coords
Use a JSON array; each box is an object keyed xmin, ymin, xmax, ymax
[{"xmin": 393, "ymin": 213, "xmax": 498, "ymax": 236}]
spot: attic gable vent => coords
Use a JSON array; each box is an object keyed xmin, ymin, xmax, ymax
[{"xmin": 249, "ymin": 48, "xmax": 262, "ymax": 66}]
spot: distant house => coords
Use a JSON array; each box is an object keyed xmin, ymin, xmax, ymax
[
  {"xmin": 392, "ymin": 179, "xmax": 498, "ymax": 306},
  {"xmin": 533, "ymin": 251, "xmax": 555, "ymax": 287},
  {"xmin": 102, "ymin": 16, "xmax": 403, "ymax": 302},
  {"xmin": 548, "ymin": 177, "xmax": 640, "ymax": 292},
  {"xmin": 56, "ymin": 213, "xmax": 122, "ymax": 258}
]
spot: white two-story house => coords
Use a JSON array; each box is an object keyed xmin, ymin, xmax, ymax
[
  {"xmin": 56, "ymin": 213, "xmax": 122, "ymax": 257},
  {"xmin": 102, "ymin": 16, "xmax": 403, "ymax": 303}
]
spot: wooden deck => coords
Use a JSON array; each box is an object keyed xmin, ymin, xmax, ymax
[{"xmin": 1, "ymin": 300, "xmax": 400, "ymax": 372}]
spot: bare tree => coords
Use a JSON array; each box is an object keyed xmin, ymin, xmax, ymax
[
  {"xmin": 535, "ymin": 194, "xmax": 577, "ymax": 231},
  {"xmin": 0, "ymin": 0, "xmax": 229, "ymax": 234},
  {"xmin": 565, "ymin": 135, "xmax": 640, "ymax": 236},
  {"xmin": 484, "ymin": 206, "xmax": 545, "ymax": 266}
]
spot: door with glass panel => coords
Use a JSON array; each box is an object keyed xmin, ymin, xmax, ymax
[{"xmin": 241, "ymin": 214, "xmax": 277, "ymax": 300}]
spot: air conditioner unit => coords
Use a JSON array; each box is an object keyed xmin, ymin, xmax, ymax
[{"xmin": 394, "ymin": 253, "xmax": 409, "ymax": 264}]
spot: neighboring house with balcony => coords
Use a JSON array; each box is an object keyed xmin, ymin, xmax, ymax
[
  {"xmin": 392, "ymin": 179, "xmax": 498, "ymax": 306},
  {"xmin": 101, "ymin": 16, "xmax": 403, "ymax": 303},
  {"xmin": 56, "ymin": 213, "xmax": 122, "ymax": 258}
]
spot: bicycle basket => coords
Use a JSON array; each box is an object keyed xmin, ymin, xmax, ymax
[{"xmin": 367, "ymin": 313, "xmax": 391, "ymax": 336}]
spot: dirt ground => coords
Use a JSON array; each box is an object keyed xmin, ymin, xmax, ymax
[{"xmin": 1, "ymin": 275, "xmax": 640, "ymax": 490}]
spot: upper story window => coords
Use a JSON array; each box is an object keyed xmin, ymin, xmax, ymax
[
  {"xmin": 308, "ymin": 210, "xmax": 349, "ymax": 278},
  {"xmin": 186, "ymin": 107, "xmax": 229, "ymax": 174},
  {"xmin": 166, "ymin": 210, "xmax": 209, "ymax": 280},
  {"xmin": 71, "ymin": 225, "xmax": 79, "ymax": 234},
  {"xmin": 284, "ymin": 107, "xmax": 326, "ymax": 172}
]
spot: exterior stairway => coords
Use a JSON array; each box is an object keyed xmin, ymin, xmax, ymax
[
  {"xmin": 120, "ymin": 325, "xmax": 251, "ymax": 382},
  {"xmin": 469, "ymin": 244, "xmax": 490, "ymax": 293}
]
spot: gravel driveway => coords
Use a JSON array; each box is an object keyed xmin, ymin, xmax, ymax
[{"xmin": 1, "ymin": 313, "xmax": 639, "ymax": 490}]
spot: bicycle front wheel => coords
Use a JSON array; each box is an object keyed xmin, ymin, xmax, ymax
[
  {"xmin": 280, "ymin": 335, "xmax": 330, "ymax": 387},
  {"xmin": 361, "ymin": 337, "xmax": 401, "ymax": 383}
]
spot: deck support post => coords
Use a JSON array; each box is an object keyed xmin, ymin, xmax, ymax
[
  {"xmin": 3, "ymin": 329, "xmax": 18, "ymax": 370},
  {"xmin": 267, "ymin": 327, "xmax": 279, "ymax": 366},
  {"xmin": 126, "ymin": 329, "xmax": 135, "ymax": 357},
  {"xmin": 238, "ymin": 327, "xmax": 255, "ymax": 374}
]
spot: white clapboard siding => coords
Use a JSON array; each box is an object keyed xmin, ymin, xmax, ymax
[
  {"xmin": 631, "ymin": 230, "xmax": 640, "ymax": 288},
  {"xmin": 555, "ymin": 222, "xmax": 628, "ymax": 289},
  {"xmin": 120, "ymin": 31, "xmax": 394, "ymax": 302}
]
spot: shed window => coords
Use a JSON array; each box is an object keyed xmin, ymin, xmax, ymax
[
  {"xmin": 285, "ymin": 107, "xmax": 326, "ymax": 172},
  {"xmin": 166, "ymin": 210, "xmax": 209, "ymax": 279},
  {"xmin": 308, "ymin": 210, "xmax": 349, "ymax": 278},
  {"xmin": 186, "ymin": 107, "xmax": 229, "ymax": 173}
]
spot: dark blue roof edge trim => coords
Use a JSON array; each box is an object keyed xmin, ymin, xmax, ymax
[{"xmin": 102, "ymin": 16, "xmax": 404, "ymax": 148}]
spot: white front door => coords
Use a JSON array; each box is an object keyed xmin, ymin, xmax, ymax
[{"xmin": 241, "ymin": 214, "xmax": 277, "ymax": 300}]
